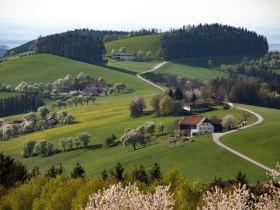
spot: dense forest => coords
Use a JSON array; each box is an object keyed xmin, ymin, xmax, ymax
[
  {"xmin": 33, "ymin": 31, "xmax": 105, "ymax": 65},
  {"xmin": 0, "ymin": 94, "xmax": 44, "ymax": 117},
  {"xmin": 161, "ymin": 24, "xmax": 269, "ymax": 60}
]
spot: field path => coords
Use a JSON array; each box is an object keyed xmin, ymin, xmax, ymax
[
  {"xmin": 212, "ymin": 106, "xmax": 272, "ymax": 172},
  {"xmin": 137, "ymin": 62, "xmax": 168, "ymax": 91}
]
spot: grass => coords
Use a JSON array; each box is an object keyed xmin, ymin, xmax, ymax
[
  {"xmin": 157, "ymin": 56, "xmax": 247, "ymax": 83},
  {"xmin": 1, "ymin": 97, "xmax": 266, "ymax": 183},
  {"xmin": 0, "ymin": 53, "xmax": 278, "ymax": 184},
  {"xmin": 222, "ymin": 104, "xmax": 280, "ymax": 168},
  {"xmin": 105, "ymin": 34, "xmax": 161, "ymax": 59},
  {"xmin": 0, "ymin": 53, "xmax": 161, "ymax": 97}
]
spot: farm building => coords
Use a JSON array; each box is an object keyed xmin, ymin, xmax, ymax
[
  {"xmin": 179, "ymin": 115, "xmax": 222, "ymax": 137},
  {"xmin": 83, "ymin": 82, "xmax": 109, "ymax": 95},
  {"xmin": 112, "ymin": 52, "xmax": 135, "ymax": 61}
]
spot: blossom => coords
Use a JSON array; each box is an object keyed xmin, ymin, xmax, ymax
[{"xmin": 85, "ymin": 183, "xmax": 174, "ymax": 210}]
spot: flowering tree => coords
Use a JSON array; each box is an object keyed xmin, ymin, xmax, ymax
[
  {"xmin": 85, "ymin": 183, "xmax": 174, "ymax": 210},
  {"xmin": 199, "ymin": 163, "xmax": 280, "ymax": 210},
  {"xmin": 199, "ymin": 185, "xmax": 280, "ymax": 210},
  {"xmin": 120, "ymin": 129, "xmax": 144, "ymax": 150},
  {"xmin": 144, "ymin": 121, "xmax": 156, "ymax": 136},
  {"xmin": 222, "ymin": 114, "xmax": 236, "ymax": 131}
]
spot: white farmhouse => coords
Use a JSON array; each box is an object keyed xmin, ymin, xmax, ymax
[
  {"xmin": 179, "ymin": 115, "xmax": 215, "ymax": 137},
  {"xmin": 112, "ymin": 52, "xmax": 135, "ymax": 61}
]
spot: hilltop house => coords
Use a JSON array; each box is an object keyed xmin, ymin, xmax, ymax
[
  {"xmin": 183, "ymin": 103, "xmax": 210, "ymax": 112},
  {"xmin": 83, "ymin": 82, "xmax": 109, "ymax": 95},
  {"xmin": 112, "ymin": 52, "xmax": 135, "ymax": 61},
  {"xmin": 179, "ymin": 115, "xmax": 220, "ymax": 137}
]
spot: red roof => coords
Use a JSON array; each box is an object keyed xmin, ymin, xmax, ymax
[
  {"xmin": 179, "ymin": 116, "xmax": 205, "ymax": 126},
  {"xmin": 84, "ymin": 82, "xmax": 107, "ymax": 88}
]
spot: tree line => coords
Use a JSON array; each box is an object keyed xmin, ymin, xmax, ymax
[
  {"xmin": 0, "ymin": 94, "xmax": 43, "ymax": 117},
  {"xmin": 5, "ymin": 28, "xmax": 160, "ymax": 57},
  {"xmin": 161, "ymin": 23, "xmax": 268, "ymax": 60},
  {"xmin": 0, "ymin": 152, "xmax": 279, "ymax": 209},
  {"xmin": 33, "ymin": 31, "xmax": 105, "ymax": 65},
  {"xmin": 0, "ymin": 108, "xmax": 75, "ymax": 141}
]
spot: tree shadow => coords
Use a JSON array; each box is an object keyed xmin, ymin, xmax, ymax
[
  {"xmin": 86, "ymin": 144, "xmax": 103, "ymax": 150},
  {"xmin": 102, "ymin": 64, "xmax": 137, "ymax": 76},
  {"xmin": 171, "ymin": 55, "xmax": 245, "ymax": 69}
]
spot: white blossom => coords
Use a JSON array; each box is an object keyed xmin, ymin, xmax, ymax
[{"xmin": 85, "ymin": 183, "xmax": 174, "ymax": 210}]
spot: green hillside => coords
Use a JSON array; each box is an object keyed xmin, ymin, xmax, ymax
[
  {"xmin": 0, "ymin": 53, "xmax": 279, "ymax": 184},
  {"xmin": 1, "ymin": 97, "xmax": 267, "ymax": 183},
  {"xmin": 0, "ymin": 54, "xmax": 160, "ymax": 97},
  {"xmin": 222, "ymin": 104, "xmax": 280, "ymax": 168},
  {"xmin": 105, "ymin": 34, "xmax": 161, "ymax": 59},
  {"xmin": 157, "ymin": 56, "xmax": 245, "ymax": 83}
]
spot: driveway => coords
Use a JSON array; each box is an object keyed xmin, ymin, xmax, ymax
[{"xmin": 212, "ymin": 106, "xmax": 272, "ymax": 172}]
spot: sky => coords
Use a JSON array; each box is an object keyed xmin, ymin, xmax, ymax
[{"xmin": 0, "ymin": 0, "xmax": 280, "ymax": 43}]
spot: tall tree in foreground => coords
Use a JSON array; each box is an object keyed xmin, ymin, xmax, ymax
[
  {"xmin": 71, "ymin": 163, "xmax": 86, "ymax": 178},
  {"xmin": 0, "ymin": 152, "xmax": 28, "ymax": 187}
]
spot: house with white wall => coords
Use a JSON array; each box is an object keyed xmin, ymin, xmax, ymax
[
  {"xmin": 179, "ymin": 115, "xmax": 215, "ymax": 136},
  {"xmin": 112, "ymin": 52, "xmax": 135, "ymax": 61}
]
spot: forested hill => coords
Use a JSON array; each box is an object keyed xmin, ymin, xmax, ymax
[
  {"xmin": 33, "ymin": 31, "xmax": 105, "ymax": 65},
  {"xmin": 161, "ymin": 24, "xmax": 269, "ymax": 60},
  {"xmin": 4, "ymin": 28, "xmax": 160, "ymax": 57}
]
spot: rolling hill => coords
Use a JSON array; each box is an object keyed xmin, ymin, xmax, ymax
[
  {"xmin": 0, "ymin": 53, "xmax": 278, "ymax": 183},
  {"xmin": 105, "ymin": 34, "xmax": 161, "ymax": 59}
]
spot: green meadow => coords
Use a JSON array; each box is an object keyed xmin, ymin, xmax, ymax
[
  {"xmin": 0, "ymin": 53, "xmax": 278, "ymax": 184},
  {"xmin": 1, "ymin": 95, "xmax": 266, "ymax": 183},
  {"xmin": 157, "ymin": 56, "xmax": 246, "ymax": 83},
  {"xmin": 222, "ymin": 104, "xmax": 280, "ymax": 168},
  {"xmin": 105, "ymin": 34, "xmax": 161, "ymax": 59}
]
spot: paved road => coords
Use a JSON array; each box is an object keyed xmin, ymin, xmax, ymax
[
  {"xmin": 212, "ymin": 106, "xmax": 272, "ymax": 172},
  {"xmin": 137, "ymin": 62, "xmax": 168, "ymax": 91},
  {"xmin": 137, "ymin": 62, "xmax": 272, "ymax": 172}
]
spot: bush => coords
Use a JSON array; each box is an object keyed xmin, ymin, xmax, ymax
[{"xmin": 104, "ymin": 134, "xmax": 117, "ymax": 146}]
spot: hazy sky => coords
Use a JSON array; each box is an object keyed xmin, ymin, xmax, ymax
[{"xmin": 1, "ymin": 0, "xmax": 280, "ymax": 41}]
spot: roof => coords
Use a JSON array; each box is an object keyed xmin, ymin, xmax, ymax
[
  {"xmin": 83, "ymin": 82, "xmax": 108, "ymax": 88},
  {"xmin": 179, "ymin": 116, "xmax": 206, "ymax": 126}
]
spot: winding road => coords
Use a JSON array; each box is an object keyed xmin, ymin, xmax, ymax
[
  {"xmin": 137, "ymin": 62, "xmax": 168, "ymax": 91},
  {"xmin": 212, "ymin": 106, "xmax": 272, "ymax": 172},
  {"xmin": 138, "ymin": 62, "xmax": 272, "ymax": 172}
]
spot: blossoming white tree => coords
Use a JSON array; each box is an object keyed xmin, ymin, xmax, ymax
[
  {"xmin": 85, "ymin": 183, "xmax": 174, "ymax": 210},
  {"xmin": 199, "ymin": 163, "xmax": 280, "ymax": 210}
]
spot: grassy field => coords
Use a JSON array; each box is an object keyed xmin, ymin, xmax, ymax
[
  {"xmin": 1, "ymin": 95, "xmax": 266, "ymax": 183},
  {"xmin": 0, "ymin": 54, "xmax": 161, "ymax": 97},
  {"xmin": 222, "ymin": 104, "xmax": 280, "ymax": 168},
  {"xmin": 157, "ymin": 56, "xmax": 246, "ymax": 83},
  {"xmin": 0, "ymin": 53, "xmax": 277, "ymax": 184},
  {"xmin": 105, "ymin": 34, "xmax": 161, "ymax": 59}
]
